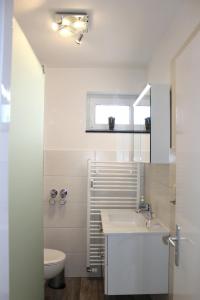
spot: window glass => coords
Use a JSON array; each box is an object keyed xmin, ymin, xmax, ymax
[
  {"xmin": 95, "ymin": 105, "xmax": 130, "ymax": 125},
  {"xmin": 86, "ymin": 92, "xmax": 141, "ymax": 131},
  {"xmin": 134, "ymin": 106, "xmax": 150, "ymax": 125}
]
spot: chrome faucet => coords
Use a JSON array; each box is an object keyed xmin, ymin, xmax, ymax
[
  {"xmin": 137, "ymin": 202, "xmax": 153, "ymax": 219},
  {"xmin": 146, "ymin": 204, "xmax": 153, "ymax": 220}
]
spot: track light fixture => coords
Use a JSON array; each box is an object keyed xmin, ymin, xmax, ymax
[{"xmin": 51, "ymin": 12, "xmax": 89, "ymax": 45}]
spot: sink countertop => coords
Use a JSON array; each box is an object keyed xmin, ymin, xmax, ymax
[{"xmin": 101, "ymin": 209, "xmax": 169, "ymax": 235}]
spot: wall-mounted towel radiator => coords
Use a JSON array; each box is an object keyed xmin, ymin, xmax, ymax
[{"xmin": 87, "ymin": 160, "xmax": 141, "ymax": 274}]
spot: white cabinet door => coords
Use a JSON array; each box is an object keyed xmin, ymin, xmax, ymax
[
  {"xmin": 174, "ymin": 28, "xmax": 200, "ymax": 300},
  {"xmin": 106, "ymin": 234, "xmax": 168, "ymax": 295},
  {"xmin": 133, "ymin": 84, "xmax": 170, "ymax": 164},
  {"xmin": 151, "ymin": 84, "xmax": 170, "ymax": 163}
]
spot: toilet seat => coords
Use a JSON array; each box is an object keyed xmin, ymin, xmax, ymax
[{"xmin": 44, "ymin": 248, "xmax": 66, "ymax": 266}]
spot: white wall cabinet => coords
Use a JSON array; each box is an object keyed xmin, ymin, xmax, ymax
[
  {"xmin": 134, "ymin": 84, "xmax": 170, "ymax": 164},
  {"xmin": 151, "ymin": 84, "xmax": 170, "ymax": 163},
  {"xmin": 104, "ymin": 233, "xmax": 168, "ymax": 295}
]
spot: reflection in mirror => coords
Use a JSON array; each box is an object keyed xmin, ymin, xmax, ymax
[{"xmin": 133, "ymin": 84, "xmax": 151, "ymax": 132}]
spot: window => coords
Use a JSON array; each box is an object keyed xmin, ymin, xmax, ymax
[
  {"xmin": 134, "ymin": 106, "xmax": 150, "ymax": 127},
  {"xmin": 86, "ymin": 92, "xmax": 150, "ymax": 132},
  {"xmin": 86, "ymin": 93, "xmax": 136, "ymax": 131},
  {"xmin": 95, "ymin": 105, "xmax": 130, "ymax": 125}
]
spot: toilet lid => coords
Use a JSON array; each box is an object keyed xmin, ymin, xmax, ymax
[{"xmin": 44, "ymin": 248, "xmax": 66, "ymax": 265}]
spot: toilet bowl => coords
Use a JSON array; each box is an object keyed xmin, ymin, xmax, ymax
[{"xmin": 44, "ymin": 248, "xmax": 66, "ymax": 280}]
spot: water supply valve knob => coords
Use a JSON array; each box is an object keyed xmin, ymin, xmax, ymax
[
  {"xmin": 49, "ymin": 189, "xmax": 58, "ymax": 205},
  {"xmin": 59, "ymin": 188, "xmax": 68, "ymax": 205}
]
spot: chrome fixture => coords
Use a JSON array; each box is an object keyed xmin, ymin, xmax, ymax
[
  {"xmin": 137, "ymin": 201, "xmax": 151, "ymax": 214},
  {"xmin": 59, "ymin": 188, "xmax": 68, "ymax": 205},
  {"xmin": 49, "ymin": 189, "xmax": 58, "ymax": 205},
  {"xmin": 136, "ymin": 202, "xmax": 154, "ymax": 227},
  {"xmin": 51, "ymin": 12, "xmax": 89, "ymax": 44},
  {"xmin": 163, "ymin": 225, "xmax": 181, "ymax": 267},
  {"xmin": 146, "ymin": 204, "xmax": 153, "ymax": 220}
]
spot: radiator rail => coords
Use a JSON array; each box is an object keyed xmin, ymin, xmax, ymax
[{"xmin": 87, "ymin": 160, "xmax": 141, "ymax": 274}]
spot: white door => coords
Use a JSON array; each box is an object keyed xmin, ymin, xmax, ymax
[
  {"xmin": 0, "ymin": 1, "xmax": 13, "ymax": 299},
  {"xmin": 174, "ymin": 28, "xmax": 200, "ymax": 300}
]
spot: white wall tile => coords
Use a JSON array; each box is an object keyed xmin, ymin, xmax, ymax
[
  {"xmin": 44, "ymin": 202, "xmax": 87, "ymax": 228},
  {"xmin": 44, "ymin": 150, "xmax": 95, "ymax": 176},
  {"xmin": 65, "ymin": 253, "xmax": 87, "ymax": 277},
  {"xmin": 44, "ymin": 176, "xmax": 87, "ymax": 203},
  {"xmin": 94, "ymin": 150, "xmax": 133, "ymax": 161},
  {"xmin": 44, "ymin": 228, "xmax": 86, "ymax": 253}
]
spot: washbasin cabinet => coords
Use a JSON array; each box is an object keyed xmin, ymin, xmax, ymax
[{"xmin": 104, "ymin": 233, "xmax": 169, "ymax": 295}]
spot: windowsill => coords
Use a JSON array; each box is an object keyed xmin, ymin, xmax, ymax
[{"xmin": 85, "ymin": 129, "xmax": 151, "ymax": 134}]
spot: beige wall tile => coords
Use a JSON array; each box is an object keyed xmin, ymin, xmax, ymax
[
  {"xmin": 144, "ymin": 163, "xmax": 173, "ymax": 228},
  {"xmin": 145, "ymin": 163, "xmax": 176, "ymax": 300}
]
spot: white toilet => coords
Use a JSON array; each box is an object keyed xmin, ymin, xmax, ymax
[{"xmin": 44, "ymin": 248, "xmax": 66, "ymax": 280}]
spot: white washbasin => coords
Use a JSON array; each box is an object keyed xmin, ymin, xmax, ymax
[
  {"xmin": 107, "ymin": 209, "xmax": 145, "ymax": 226},
  {"xmin": 101, "ymin": 209, "xmax": 168, "ymax": 234}
]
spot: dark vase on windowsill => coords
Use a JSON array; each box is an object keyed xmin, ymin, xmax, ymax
[
  {"xmin": 108, "ymin": 117, "xmax": 115, "ymax": 130},
  {"xmin": 145, "ymin": 117, "xmax": 151, "ymax": 131}
]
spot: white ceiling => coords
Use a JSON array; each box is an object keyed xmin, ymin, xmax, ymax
[{"xmin": 14, "ymin": 0, "xmax": 182, "ymax": 68}]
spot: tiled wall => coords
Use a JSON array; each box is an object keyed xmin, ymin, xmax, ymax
[
  {"xmin": 44, "ymin": 67, "xmax": 147, "ymax": 277},
  {"xmin": 144, "ymin": 163, "xmax": 176, "ymax": 300},
  {"xmin": 44, "ymin": 149, "xmax": 138, "ymax": 277}
]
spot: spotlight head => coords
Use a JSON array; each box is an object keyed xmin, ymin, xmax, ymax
[{"xmin": 75, "ymin": 33, "xmax": 84, "ymax": 45}]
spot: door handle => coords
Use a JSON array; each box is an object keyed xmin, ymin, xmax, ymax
[
  {"xmin": 168, "ymin": 236, "xmax": 177, "ymax": 248},
  {"xmin": 168, "ymin": 224, "xmax": 181, "ymax": 267}
]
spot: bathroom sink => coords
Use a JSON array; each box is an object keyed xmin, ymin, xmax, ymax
[
  {"xmin": 107, "ymin": 209, "xmax": 145, "ymax": 226},
  {"xmin": 101, "ymin": 209, "xmax": 168, "ymax": 234}
]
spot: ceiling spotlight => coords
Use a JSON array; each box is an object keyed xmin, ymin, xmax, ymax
[
  {"xmin": 75, "ymin": 33, "xmax": 84, "ymax": 45},
  {"xmin": 51, "ymin": 22, "xmax": 59, "ymax": 31},
  {"xmin": 59, "ymin": 27, "xmax": 73, "ymax": 37},
  {"xmin": 62, "ymin": 17, "xmax": 71, "ymax": 26},
  {"xmin": 73, "ymin": 18, "xmax": 86, "ymax": 30},
  {"xmin": 51, "ymin": 12, "xmax": 89, "ymax": 45}
]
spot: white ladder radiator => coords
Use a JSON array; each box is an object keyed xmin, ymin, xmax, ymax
[{"xmin": 86, "ymin": 160, "xmax": 141, "ymax": 274}]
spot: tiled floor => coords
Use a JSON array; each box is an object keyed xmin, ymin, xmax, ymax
[{"xmin": 45, "ymin": 277, "xmax": 151, "ymax": 300}]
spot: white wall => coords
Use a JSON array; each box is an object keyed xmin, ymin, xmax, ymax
[
  {"xmin": 10, "ymin": 20, "xmax": 44, "ymax": 300},
  {"xmin": 45, "ymin": 68, "xmax": 147, "ymax": 150},
  {"xmin": 148, "ymin": 0, "xmax": 200, "ymax": 84},
  {"xmin": 44, "ymin": 67, "xmax": 147, "ymax": 276}
]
